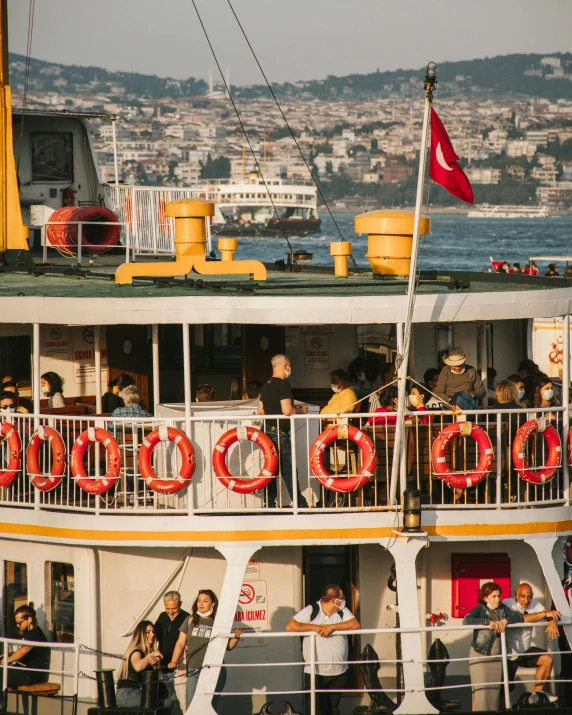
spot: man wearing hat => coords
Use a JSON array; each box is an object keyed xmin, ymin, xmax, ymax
[{"xmin": 435, "ymin": 347, "xmax": 485, "ymax": 409}]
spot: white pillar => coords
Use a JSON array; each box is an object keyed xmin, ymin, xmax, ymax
[
  {"xmin": 152, "ymin": 324, "xmax": 160, "ymax": 413},
  {"xmin": 111, "ymin": 119, "xmax": 119, "ymax": 185},
  {"xmin": 384, "ymin": 536, "xmax": 438, "ymax": 715},
  {"xmin": 562, "ymin": 314, "xmax": 570, "ymax": 502},
  {"xmin": 183, "ymin": 323, "xmax": 191, "ymax": 422},
  {"xmin": 391, "ymin": 323, "xmax": 408, "ymax": 504},
  {"xmin": 94, "ymin": 326, "xmax": 102, "ymax": 414},
  {"xmin": 188, "ymin": 545, "xmax": 259, "ymax": 715},
  {"xmin": 480, "ymin": 322, "xmax": 488, "ymax": 409},
  {"xmin": 33, "ymin": 323, "xmax": 41, "ymax": 425},
  {"xmin": 526, "ymin": 537, "xmax": 572, "ymax": 647}
]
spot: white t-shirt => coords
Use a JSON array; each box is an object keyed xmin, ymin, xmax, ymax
[
  {"xmin": 504, "ymin": 597, "xmax": 545, "ymax": 658},
  {"xmin": 294, "ymin": 601, "xmax": 354, "ymax": 676}
]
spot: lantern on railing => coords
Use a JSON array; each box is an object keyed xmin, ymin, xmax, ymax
[{"xmin": 402, "ymin": 488, "xmax": 422, "ymax": 533}]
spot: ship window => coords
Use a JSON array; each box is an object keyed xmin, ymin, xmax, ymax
[
  {"xmin": 3, "ymin": 561, "xmax": 27, "ymax": 638},
  {"xmin": 47, "ymin": 562, "xmax": 75, "ymax": 642},
  {"xmin": 31, "ymin": 132, "xmax": 74, "ymax": 183}
]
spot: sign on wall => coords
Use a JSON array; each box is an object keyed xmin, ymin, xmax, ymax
[
  {"xmin": 234, "ymin": 580, "xmax": 268, "ymax": 630},
  {"xmin": 72, "ymin": 327, "xmax": 108, "ymax": 384},
  {"xmin": 43, "ymin": 326, "xmax": 71, "ymax": 360},
  {"xmin": 305, "ymin": 335, "xmax": 329, "ymax": 369}
]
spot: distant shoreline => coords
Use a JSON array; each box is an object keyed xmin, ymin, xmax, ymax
[{"xmin": 322, "ymin": 204, "xmax": 571, "ymax": 216}]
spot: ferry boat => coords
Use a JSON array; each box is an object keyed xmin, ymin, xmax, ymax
[
  {"xmin": 467, "ymin": 204, "xmax": 550, "ymax": 218},
  {"xmin": 2, "ymin": 26, "xmax": 572, "ymax": 715}
]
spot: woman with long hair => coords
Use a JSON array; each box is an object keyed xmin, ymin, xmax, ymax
[
  {"xmin": 463, "ymin": 582, "xmax": 522, "ymax": 711},
  {"xmin": 169, "ymin": 589, "xmax": 241, "ymax": 711},
  {"xmin": 533, "ymin": 377, "xmax": 559, "ymax": 410},
  {"xmin": 116, "ymin": 620, "xmax": 163, "ymax": 707},
  {"xmin": 40, "ymin": 371, "xmax": 66, "ymax": 409}
]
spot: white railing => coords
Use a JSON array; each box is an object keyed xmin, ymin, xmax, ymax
[
  {"xmin": 41, "ymin": 220, "xmax": 132, "ymax": 266},
  {"xmin": 0, "ymin": 407, "xmax": 568, "ymax": 516},
  {"xmin": 102, "ymin": 184, "xmax": 213, "ymax": 256},
  {"xmin": 210, "ymin": 621, "xmax": 570, "ymax": 713}
]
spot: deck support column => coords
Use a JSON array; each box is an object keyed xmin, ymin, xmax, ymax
[
  {"xmin": 152, "ymin": 324, "xmax": 160, "ymax": 413},
  {"xmin": 94, "ymin": 326, "xmax": 102, "ymax": 414},
  {"xmin": 384, "ymin": 535, "xmax": 438, "ymax": 715},
  {"xmin": 32, "ymin": 323, "xmax": 40, "ymax": 428},
  {"xmin": 479, "ymin": 322, "xmax": 488, "ymax": 408},
  {"xmin": 526, "ymin": 537, "xmax": 572, "ymax": 646},
  {"xmin": 188, "ymin": 544, "xmax": 259, "ymax": 715},
  {"xmin": 562, "ymin": 313, "xmax": 570, "ymax": 503}
]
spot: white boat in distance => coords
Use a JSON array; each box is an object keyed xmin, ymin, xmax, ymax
[{"xmin": 468, "ymin": 203, "xmax": 550, "ymax": 218}]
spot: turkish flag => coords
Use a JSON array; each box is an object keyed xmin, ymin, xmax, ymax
[{"xmin": 429, "ymin": 107, "xmax": 474, "ymax": 204}]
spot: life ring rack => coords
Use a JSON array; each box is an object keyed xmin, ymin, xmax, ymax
[
  {"xmin": 26, "ymin": 425, "xmax": 66, "ymax": 492},
  {"xmin": 138, "ymin": 426, "xmax": 195, "ymax": 494},
  {"xmin": 309, "ymin": 424, "xmax": 377, "ymax": 493},
  {"xmin": 212, "ymin": 426, "xmax": 278, "ymax": 494},
  {"xmin": 512, "ymin": 418, "xmax": 561, "ymax": 485},
  {"xmin": 431, "ymin": 421, "xmax": 494, "ymax": 488},
  {"xmin": 0, "ymin": 421, "xmax": 22, "ymax": 488},
  {"xmin": 70, "ymin": 427, "xmax": 121, "ymax": 495}
]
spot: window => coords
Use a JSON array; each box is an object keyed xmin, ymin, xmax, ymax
[
  {"xmin": 47, "ymin": 563, "xmax": 75, "ymax": 642},
  {"xmin": 31, "ymin": 132, "xmax": 74, "ymax": 183},
  {"xmin": 3, "ymin": 562, "xmax": 27, "ymax": 638}
]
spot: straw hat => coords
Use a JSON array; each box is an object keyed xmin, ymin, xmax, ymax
[{"xmin": 443, "ymin": 347, "xmax": 467, "ymax": 367}]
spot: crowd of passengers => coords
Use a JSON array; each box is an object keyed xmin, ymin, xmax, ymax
[{"xmin": 2, "ymin": 577, "xmax": 571, "ymax": 715}]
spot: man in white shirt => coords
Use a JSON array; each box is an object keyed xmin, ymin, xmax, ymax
[
  {"xmin": 286, "ymin": 584, "xmax": 360, "ymax": 715},
  {"xmin": 504, "ymin": 582, "xmax": 560, "ymax": 702}
]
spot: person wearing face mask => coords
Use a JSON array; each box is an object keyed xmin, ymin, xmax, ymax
[
  {"xmin": 321, "ymin": 369, "xmax": 357, "ymax": 419},
  {"xmin": 169, "ymin": 589, "xmax": 241, "ymax": 710},
  {"xmin": 533, "ymin": 377, "xmax": 559, "ymax": 420},
  {"xmin": 0, "ymin": 392, "xmax": 20, "ymax": 416},
  {"xmin": 507, "ymin": 374, "xmax": 528, "ymax": 406},
  {"xmin": 2, "ymin": 379, "xmax": 33, "ymax": 412},
  {"xmin": 435, "ymin": 347, "xmax": 485, "ymax": 410},
  {"xmin": 347, "ymin": 357, "xmax": 370, "ymax": 390},
  {"xmin": 40, "ymin": 372, "xmax": 66, "ymax": 409},
  {"xmin": 258, "ymin": 354, "xmax": 310, "ymax": 509},
  {"xmin": 287, "ymin": 584, "xmax": 360, "ymax": 715}
]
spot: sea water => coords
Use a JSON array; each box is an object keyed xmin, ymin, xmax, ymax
[{"xmin": 230, "ymin": 214, "xmax": 572, "ymax": 273}]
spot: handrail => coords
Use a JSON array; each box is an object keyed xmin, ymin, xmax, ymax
[{"xmin": 1, "ymin": 636, "xmax": 79, "ymax": 695}]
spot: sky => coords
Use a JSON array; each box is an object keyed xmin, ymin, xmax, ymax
[{"xmin": 7, "ymin": 0, "xmax": 572, "ymax": 86}]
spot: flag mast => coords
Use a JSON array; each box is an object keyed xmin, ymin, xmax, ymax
[{"xmin": 389, "ymin": 62, "xmax": 437, "ymax": 506}]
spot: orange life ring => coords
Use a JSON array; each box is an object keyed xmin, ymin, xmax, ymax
[
  {"xmin": 26, "ymin": 426, "xmax": 66, "ymax": 492},
  {"xmin": 70, "ymin": 428, "xmax": 120, "ymax": 495},
  {"xmin": 0, "ymin": 421, "xmax": 22, "ymax": 488},
  {"xmin": 512, "ymin": 419, "xmax": 561, "ymax": 484},
  {"xmin": 432, "ymin": 422, "xmax": 494, "ymax": 488},
  {"xmin": 309, "ymin": 424, "xmax": 376, "ymax": 493},
  {"xmin": 138, "ymin": 426, "xmax": 195, "ymax": 494},
  {"xmin": 212, "ymin": 426, "xmax": 277, "ymax": 494}
]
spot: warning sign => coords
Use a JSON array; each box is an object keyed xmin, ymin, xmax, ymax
[
  {"xmin": 72, "ymin": 327, "xmax": 107, "ymax": 384},
  {"xmin": 43, "ymin": 325, "xmax": 71, "ymax": 360},
  {"xmin": 245, "ymin": 553, "xmax": 260, "ymax": 579},
  {"xmin": 235, "ymin": 580, "xmax": 268, "ymax": 630},
  {"xmin": 305, "ymin": 334, "xmax": 329, "ymax": 369}
]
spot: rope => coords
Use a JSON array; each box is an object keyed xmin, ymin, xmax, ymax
[
  {"xmin": 16, "ymin": 0, "xmax": 36, "ymax": 176},
  {"xmin": 190, "ymin": 0, "xmax": 295, "ymax": 255},
  {"xmin": 224, "ymin": 0, "xmax": 361, "ymax": 274}
]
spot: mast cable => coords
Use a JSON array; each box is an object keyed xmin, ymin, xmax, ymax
[
  {"xmin": 224, "ymin": 0, "xmax": 361, "ymax": 273},
  {"xmin": 190, "ymin": 0, "xmax": 295, "ymax": 255},
  {"xmin": 17, "ymin": 0, "xmax": 36, "ymax": 176}
]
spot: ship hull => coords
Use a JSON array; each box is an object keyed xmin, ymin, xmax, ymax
[{"xmin": 212, "ymin": 217, "xmax": 321, "ymax": 237}]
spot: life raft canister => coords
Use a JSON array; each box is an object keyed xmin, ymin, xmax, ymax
[
  {"xmin": 512, "ymin": 418, "xmax": 561, "ymax": 485},
  {"xmin": 26, "ymin": 426, "xmax": 66, "ymax": 492},
  {"xmin": 0, "ymin": 421, "xmax": 22, "ymax": 488},
  {"xmin": 212, "ymin": 426, "xmax": 278, "ymax": 494},
  {"xmin": 431, "ymin": 421, "xmax": 494, "ymax": 488},
  {"xmin": 70, "ymin": 427, "xmax": 121, "ymax": 495},
  {"xmin": 309, "ymin": 424, "xmax": 376, "ymax": 493},
  {"xmin": 138, "ymin": 426, "xmax": 195, "ymax": 494}
]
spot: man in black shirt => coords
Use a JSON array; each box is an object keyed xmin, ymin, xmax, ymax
[
  {"xmin": 0, "ymin": 605, "xmax": 50, "ymax": 687},
  {"xmin": 154, "ymin": 590, "xmax": 189, "ymax": 715},
  {"xmin": 258, "ymin": 354, "xmax": 310, "ymax": 508}
]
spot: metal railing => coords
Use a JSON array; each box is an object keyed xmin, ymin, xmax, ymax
[
  {"xmin": 41, "ymin": 220, "xmax": 132, "ymax": 266},
  {"xmin": 209, "ymin": 621, "xmax": 570, "ymax": 714},
  {"xmin": 0, "ymin": 407, "xmax": 568, "ymax": 516}
]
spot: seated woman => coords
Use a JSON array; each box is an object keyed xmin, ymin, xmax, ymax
[
  {"xmin": 368, "ymin": 386, "xmax": 398, "ymax": 426},
  {"xmin": 41, "ymin": 371, "xmax": 66, "ymax": 409},
  {"xmin": 102, "ymin": 373, "xmax": 135, "ymax": 413},
  {"xmin": 462, "ymin": 582, "xmax": 522, "ymax": 712},
  {"xmin": 495, "ymin": 380, "xmax": 525, "ymax": 427},
  {"xmin": 169, "ymin": 589, "xmax": 241, "ymax": 711},
  {"xmin": 116, "ymin": 620, "xmax": 164, "ymax": 708}
]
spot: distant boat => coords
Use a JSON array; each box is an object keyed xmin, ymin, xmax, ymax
[{"xmin": 467, "ymin": 204, "xmax": 550, "ymax": 218}]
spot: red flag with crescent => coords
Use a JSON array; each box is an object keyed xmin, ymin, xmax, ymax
[{"xmin": 429, "ymin": 107, "xmax": 474, "ymax": 204}]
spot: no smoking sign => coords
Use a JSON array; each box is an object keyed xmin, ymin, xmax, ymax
[{"xmin": 238, "ymin": 583, "xmax": 255, "ymax": 605}]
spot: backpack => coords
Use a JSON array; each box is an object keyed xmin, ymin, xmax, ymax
[{"xmin": 300, "ymin": 602, "xmax": 322, "ymax": 650}]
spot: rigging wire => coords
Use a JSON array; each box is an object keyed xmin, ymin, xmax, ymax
[
  {"xmin": 190, "ymin": 0, "xmax": 295, "ymax": 256},
  {"xmin": 17, "ymin": 0, "xmax": 36, "ymax": 176},
  {"xmin": 224, "ymin": 0, "xmax": 361, "ymax": 274}
]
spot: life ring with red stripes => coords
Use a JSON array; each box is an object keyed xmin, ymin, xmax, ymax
[
  {"xmin": 138, "ymin": 426, "xmax": 195, "ymax": 494},
  {"xmin": 512, "ymin": 418, "xmax": 561, "ymax": 484},
  {"xmin": 212, "ymin": 426, "xmax": 277, "ymax": 494},
  {"xmin": 26, "ymin": 426, "xmax": 66, "ymax": 492},
  {"xmin": 70, "ymin": 427, "xmax": 120, "ymax": 495},
  {"xmin": 309, "ymin": 424, "xmax": 376, "ymax": 493},
  {"xmin": 0, "ymin": 421, "xmax": 22, "ymax": 488},
  {"xmin": 432, "ymin": 421, "xmax": 494, "ymax": 488}
]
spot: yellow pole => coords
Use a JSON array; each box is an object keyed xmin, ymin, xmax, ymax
[{"xmin": 0, "ymin": 1, "xmax": 31, "ymax": 265}]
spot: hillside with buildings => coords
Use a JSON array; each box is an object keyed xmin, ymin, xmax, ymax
[{"xmin": 9, "ymin": 52, "xmax": 572, "ymax": 210}]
